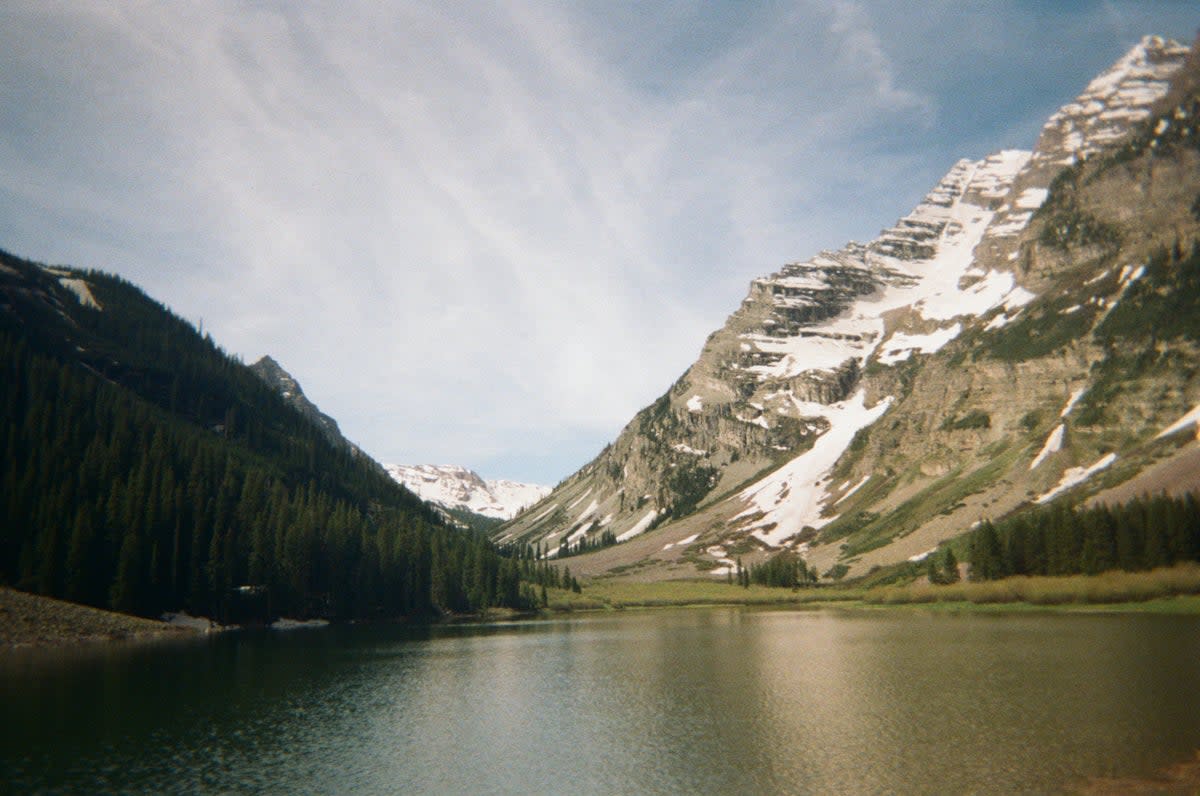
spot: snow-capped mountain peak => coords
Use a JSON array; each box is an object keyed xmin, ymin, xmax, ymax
[
  {"xmin": 1032, "ymin": 34, "xmax": 1190, "ymax": 168},
  {"xmin": 495, "ymin": 34, "xmax": 1198, "ymax": 581},
  {"xmin": 384, "ymin": 464, "xmax": 550, "ymax": 520}
]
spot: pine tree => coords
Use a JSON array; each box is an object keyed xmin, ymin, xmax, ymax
[
  {"xmin": 942, "ymin": 548, "xmax": 960, "ymax": 584},
  {"xmin": 969, "ymin": 520, "xmax": 1005, "ymax": 581}
]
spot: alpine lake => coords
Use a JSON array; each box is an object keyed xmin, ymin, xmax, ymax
[{"xmin": 4, "ymin": 607, "xmax": 1200, "ymax": 794}]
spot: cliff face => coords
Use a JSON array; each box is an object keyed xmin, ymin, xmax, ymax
[{"xmin": 497, "ymin": 36, "xmax": 1200, "ymax": 580}]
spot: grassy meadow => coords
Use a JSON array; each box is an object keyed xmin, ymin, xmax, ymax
[{"xmin": 544, "ymin": 563, "xmax": 1200, "ymax": 615}]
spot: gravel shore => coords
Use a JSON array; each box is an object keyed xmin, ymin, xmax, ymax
[{"xmin": 0, "ymin": 587, "xmax": 191, "ymax": 647}]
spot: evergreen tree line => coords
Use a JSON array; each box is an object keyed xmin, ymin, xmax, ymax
[
  {"xmin": 554, "ymin": 529, "xmax": 617, "ymax": 559},
  {"xmin": 0, "ymin": 254, "xmax": 550, "ymax": 621},
  {"xmin": 731, "ymin": 551, "xmax": 819, "ymax": 588},
  {"xmin": 966, "ymin": 493, "xmax": 1200, "ymax": 581},
  {"xmin": 924, "ymin": 548, "xmax": 960, "ymax": 585},
  {"xmin": 499, "ymin": 543, "xmax": 583, "ymax": 596}
]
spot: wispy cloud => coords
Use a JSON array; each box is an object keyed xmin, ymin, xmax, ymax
[
  {"xmin": 1, "ymin": 1, "xmax": 1196, "ymax": 482},
  {"xmin": 827, "ymin": 0, "xmax": 934, "ymax": 114}
]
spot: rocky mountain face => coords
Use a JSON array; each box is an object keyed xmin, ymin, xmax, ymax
[
  {"xmin": 249, "ymin": 355, "xmax": 343, "ymax": 444},
  {"xmin": 384, "ymin": 464, "xmax": 550, "ymax": 521},
  {"xmin": 497, "ymin": 35, "xmax": 1200, "ymax": 579},
  {"xmin": 248, "ymin": 353, "xmax": 395, "ymax": 478}
]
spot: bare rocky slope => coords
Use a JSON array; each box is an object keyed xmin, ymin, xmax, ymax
[{"xmin": 496, "ymin": 35, "xmax": 1200, "ymax": 582}]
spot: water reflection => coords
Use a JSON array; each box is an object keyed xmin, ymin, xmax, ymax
[{"xmin": 3, "ymin": 610, "xmax": 1200, "ymax": 794}]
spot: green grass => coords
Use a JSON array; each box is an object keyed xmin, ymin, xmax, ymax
[
  {"xmin": 534, "ymin": 565, "xmax": 1200, "ymax": 616},
  {"xmin": 940, "ymin": 409, "xmax": 991, "ymax": 431},
  {"xmin": 825, "ymin": 441, "xmax": 1023, "ymax": 558},
  {"xmin": 862, "ymin": 564, "xmax": 1200, "ymax": 609},
  {"xmin": 568, "ymin": 579, "xmax": 864, "ymax": 610}
]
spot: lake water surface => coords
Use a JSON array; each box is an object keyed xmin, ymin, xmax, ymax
[{"xmin": 4, "ymin": 608, "xmax": 1200, "ymax": 794}]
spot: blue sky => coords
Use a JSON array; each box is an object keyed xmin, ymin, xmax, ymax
[{"xmin": 0, "ymin": 2, "xmax": 1195, "ymax": 485}]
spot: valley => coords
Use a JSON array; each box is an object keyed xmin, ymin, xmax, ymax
[{"xmin": 5, "ymin": 14, "xmax": 1200, "ymax": 796}]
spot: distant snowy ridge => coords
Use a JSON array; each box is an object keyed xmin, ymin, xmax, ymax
[{"xmin": 384, "ymin": 464, "xmax": 550, "ymax": 520}]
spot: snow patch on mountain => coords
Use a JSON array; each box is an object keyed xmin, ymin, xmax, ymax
[
  {"xmin": 736, "ymin": 391, "xmax": 893, "ymax": 545},
  {"xmin": 737, "ymin": 150, "xmax": 1036, "ymax": 387},
  {"xmin": 1030, "ymin": 424, "xmax": 1065, "ymax": 470},
  {"xmin": 617, "ymin": 510, "xmax": 659, "ymax": 542},
  {"xmin": 573, "ymin": 499, "xmax": 600, "ymax": 526},
  {"xmin": 1033, "ymin": 35, "xmax": 1189, "ymax": 168},
  {"xmin": 663, "ymin": 533, "xmax": 700, "ymax": 550},
  {"xmin": 1035, "ymin": 453, "xmax": 1117, "ymax": 504},
  {"xmin": 1156, "ymin": 404, "xmax": 1200, "ymax": 440},
  {"xmin": 877, "ymin": 324, "xmax": 962, "ymax": 365},
  {"xmin": 1060, "ymin": 388, "xmax": 1088, "ymax": 418},
  {"xmin": 1014, "ymin": 187, "xmax": 1049, "ymax": 209},
  {"xmin": 835, "ymin": 475, "xmax": 871, "ymax": 505},
  {"xmin": 384, "ymin": 464, "xmax": 550, "ymax": 520},
  {"xmin": 58, "ymin": 278, "xmax": 102, "ymax": 310}
]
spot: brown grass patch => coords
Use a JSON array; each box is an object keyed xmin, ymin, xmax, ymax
[{"xmin": 863, "ymin": 563, "xmax": 1200, "ymax": 606}]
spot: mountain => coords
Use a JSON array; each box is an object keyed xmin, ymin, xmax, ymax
[
  {"xmin": 249, "ymin": 353, "xmax": 395, "ymax": 480},
  {"xmin": 0, "ymin": 252, "xmax": 536, "ymax": 620},
  {"xmin": 383, "ymin": 464, "xmax": 550, "ymax": 521},
  {"xmin": 249, "ymin": 355, "xmax": 344, "ymax": 445},
  {"xmin": 496, "ymin": 35, "xmax": 1200, "ymax": 581},
  {"xmin": 250, "ymin": 346, "xmax": 549, "ymax": 532}
]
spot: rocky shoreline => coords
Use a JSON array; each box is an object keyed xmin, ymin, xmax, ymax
[{"xmin": 0, "ymin": 587, "xmax": 192, "ymax": 648}]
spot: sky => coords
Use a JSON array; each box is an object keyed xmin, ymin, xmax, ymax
[{"xmin": 0, "ymin": 2, "xmax": 1196, "ymax": 485}]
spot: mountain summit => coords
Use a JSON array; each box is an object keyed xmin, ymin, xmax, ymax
[
  {"xmin": 496, "ymin": 35, "xmax": 1200, "ymax": 580},
  {"xmin": 384, "ymin": 464, "xmax": 550, "ymax": 521},
  {"xmin": 250, "ymin": 355, "xmax": 343, "ymax": 443}
]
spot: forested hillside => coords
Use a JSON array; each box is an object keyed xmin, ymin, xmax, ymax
[{"xmin": 0, "ymin": 249, "xmax": 536, "ymax": 621}]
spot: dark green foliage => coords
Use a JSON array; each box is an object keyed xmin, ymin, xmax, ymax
[
  {"xmin": 0, "ymin": 250, "xmax": 547, "ymax": 621},
  {"xmin": 637, "ymin": 394, "xmax": 673, "ymax": 439},
  {"xmin": 1037, "ymin": 206, "xmax": 1121, "ymax": 251},
  {"xmin": 664, "ymin": 463, "xmax": 718, "ymax": 518},
  {"xmin": 1034, "ymin": 162, "xmax": 1121, "ymax": 251},
  {"xmin": 847, "ymin": 427, "xmax": 870, "ymax": 453},
  {"xmin": 442, "ymin": 506, "xmax": 505, "ymax": 534},
  {"xmin": 1070, "ymin": 243, "xmax": 1200, "ymax": 426},
  {"xmin": 967, "ymin": 520, "xmax": 1006, "ymax": 581},
  {"xmin": 966, "ymin": 494, "xmax": 1200, "ymax": 581},
  {"xmin": 735, "ymin": 557, "xmax": 749, "ymax": 588},
  {"xmin": 823, "ymin": 563, "xmax": 850, "ymax": 581},
  {"xmin": 926, "ymin": 548, "xmax": 960, "ymax": 584},
  {"xmin": 555, "ymin": 529, "xmax": 617, "ymax": 559},
  {"xmin": 747, "ymin": 551, "xmax": 817, "ymax": 588},
  {"xmin": 941, "ymin": 410, "xmax": 991, "ymax": 431},
  {"xmin": 494, "ymin": 542, "xmax": 576, "ymax": 601},
  {"xmin": 1096, "ymin": 243, "xmax": 1200, "ymax": 344},
  {"xmin": 984, "ymin": 302, "xmax": 1096, "ymax": 362}
]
